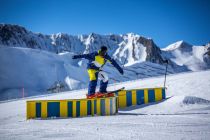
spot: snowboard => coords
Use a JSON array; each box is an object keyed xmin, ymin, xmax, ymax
[
  {"xmin": 86, "ymin": 87, "xmax": 125, "ymax": 99},
  {"xmin": 104, "ymin": 87, "xmax": 125, "ymax": 95}
]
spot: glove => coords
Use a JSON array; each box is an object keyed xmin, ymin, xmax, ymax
[
  {"xmin": 72, "ymin": 55, "xmax": 77, "ymax": 59},
  {"xmin": 119, "ymin": 68, "xmax": 124, "ymax": 75},
  {"xmin": 163, "ymin": 59, "xmax": 169, "ymax": 64}
]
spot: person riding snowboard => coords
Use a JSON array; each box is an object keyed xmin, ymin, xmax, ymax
[{"xmin": 72, "ymin": 46, "xmax": 123, "ymax": 98}]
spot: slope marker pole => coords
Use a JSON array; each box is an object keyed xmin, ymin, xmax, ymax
[{"xmin": 164, "ymin": 61, "xmax": 168, "ymax": 89}]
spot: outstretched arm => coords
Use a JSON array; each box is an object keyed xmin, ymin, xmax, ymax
[
  {"xmin": 72, "ymin": 53, "xmax": 95, "ymax": 60},
  {"xmin": 106, "ymin": 55, "xmax": 124, "ymax": 75}
]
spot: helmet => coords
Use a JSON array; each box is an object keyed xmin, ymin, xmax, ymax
[
  {"xmin": 99, "ymin": 46, "xmax": 108, "ymax": 56},
  {"xmin": 100, "ymin": 46, "xmax": 108, "ymax": 51}
]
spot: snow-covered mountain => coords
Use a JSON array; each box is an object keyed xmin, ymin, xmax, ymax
[
  {"xmin": 1, "ymin": 24, "xmax": 209, "ymax": 68},
  {"xmin": 162, "ymin": 41, "xmax": 210, "ymax": 71},
  {"xmin": 0, "ymin": 24, "xmax": 166, "ymax": 65},
  {"xmin": 0, "ymin": 24, "xmax": 210, "ymax": 100}
]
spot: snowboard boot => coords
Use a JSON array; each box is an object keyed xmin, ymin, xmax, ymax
[
  {"xmin": 86, "ymin": 93, "xmax": 97, "ymax": 99},
  {"xmin": 106, "ymin": 92, "xmax": 115, "ymax": 97},
  {"xmin": 86, "ymin": 92, "xmax": 106, "ymax": 99},
  {"xmin": 95, "ymin": 92, "xmax": 106, "ymax": 98}
]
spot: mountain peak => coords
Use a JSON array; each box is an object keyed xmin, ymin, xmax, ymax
[
  {"xmin": 126, "ymin": 32, "xmax": 137, "ymax": 37},
  {"xmin": 162, "ymin": 40, "xmax": 192, "ymax": 51},
  {"xmin": 0, "ymin": 24, "xmax": 28, "ymax": 34}
]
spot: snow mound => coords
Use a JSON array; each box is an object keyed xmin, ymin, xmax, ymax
[
  {"xmin": 0, "ymin": 47, "xmax": 88, "ymax": 99},
  {"xmin": 0, "ymin": 46, "xmax": 177, "ymax": 101},
  {"xmin": 183, "ymin": 96, "xmax": 210, "ymax": 105}
]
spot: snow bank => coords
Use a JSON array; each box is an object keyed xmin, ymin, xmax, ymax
[
  {"xmin": 0, "ymin": 47, "xmax": 88, "ymax": 100},
  {"xmin": 0, "ymin": 47, "xmax": 177, "ymax": 101},
  {"xmin": 183, "ymin": 96, "xmax": 210, "ymax": 105}
]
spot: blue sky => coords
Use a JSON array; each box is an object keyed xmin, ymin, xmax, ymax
[{"xmin": 0, "ymin": 0, "xmax": 210, "ymax": 47}]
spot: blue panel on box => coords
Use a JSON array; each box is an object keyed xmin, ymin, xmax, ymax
[
  {"xmin": 68, "ymin": 101, "xmax": 73, "ymax": 117},
  {"xmin": 148, "ymin": 90, "xmax": 155, "ymax": 102},
  {"xmin": 47, "ymin": 102, "xmax": 60, "ymax": 117},
  {"xmin": 87, "ymin": 100, "xmax": 91, "ymax": 115},
  {"xmin": 136, "ymin": 90, "xmax": 144, "ymax": 105},
  {"xmin": 110, "ymin": 99, "xmax": 113, "ymax": 114},
  {"xmin": 100, "ymin": 99, "xmax": 105, "ymax": 116},
  {"xmin": 76, "ymin": 101, "xmax": 80, "ymax": 117},
  {"xmin": 36, "ymin": 102, "xmax": 41, "ymax": 118},
  {"xmin": 126, "ymin": 91, "xmax": 132, "ymax": 107},
  {"xmin": 162, "ymin": 88, "xmax": 166, "ymax": 99}
]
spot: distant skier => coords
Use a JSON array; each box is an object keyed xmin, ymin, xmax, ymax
[{"xmin": 72, "ymin": 46, "xmax": 123, "ymax": 98}]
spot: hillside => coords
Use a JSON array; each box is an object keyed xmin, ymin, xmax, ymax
[
  {"xmin": 0, "ymin": 47, "xmax": 174, "ymax": 100},
  {"xmin": 0, "ymin": 70, "xmax": 210, "ymax": 139}
]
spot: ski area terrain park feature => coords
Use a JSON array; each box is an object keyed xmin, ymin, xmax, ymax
[
  {"xmin": 117, "ymin": 87, "xmax": 166, "ymax": 108},
  {"xmin": 26, "ymin": 87, "xmax": 166, "ymax": 119},
  {"xmin": 27, "ymin": 97, "xmax": 118, "ymax": 119}
]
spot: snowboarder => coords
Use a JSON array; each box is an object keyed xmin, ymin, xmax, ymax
[{"xmin": 72, "ymin": 46, "xmax": 123, "ymax": 98}]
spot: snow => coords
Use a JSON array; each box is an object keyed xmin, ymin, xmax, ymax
[
  {"xmin": 0, "ymin": 70, "xmax": 210, "ymax": 139},
  {"xmin": 162, "ymin": 41, "xmax": 209, "ymax": 71},
  {"xmin": 113, "ymin": 33, "xmax": 147, "ymax": 66},
  {"xmin": 161, "ymin": 40, "xmax": 185, "ymax": 51},
  {"xmin": 0, "ymin": 47, "xmax": 89, "ymax": 100},
  {"xmin": 0, "ymin": 47, "xmax": 176, "ymax": 101},
  {"xmin": 1, "ymin": 24, "xmax": 209, "ymax": 75}
]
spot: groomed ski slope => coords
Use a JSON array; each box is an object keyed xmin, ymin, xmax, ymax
[{"xmin": 0, "ymin": 70, "xmax": 210, "ymax": 140}]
